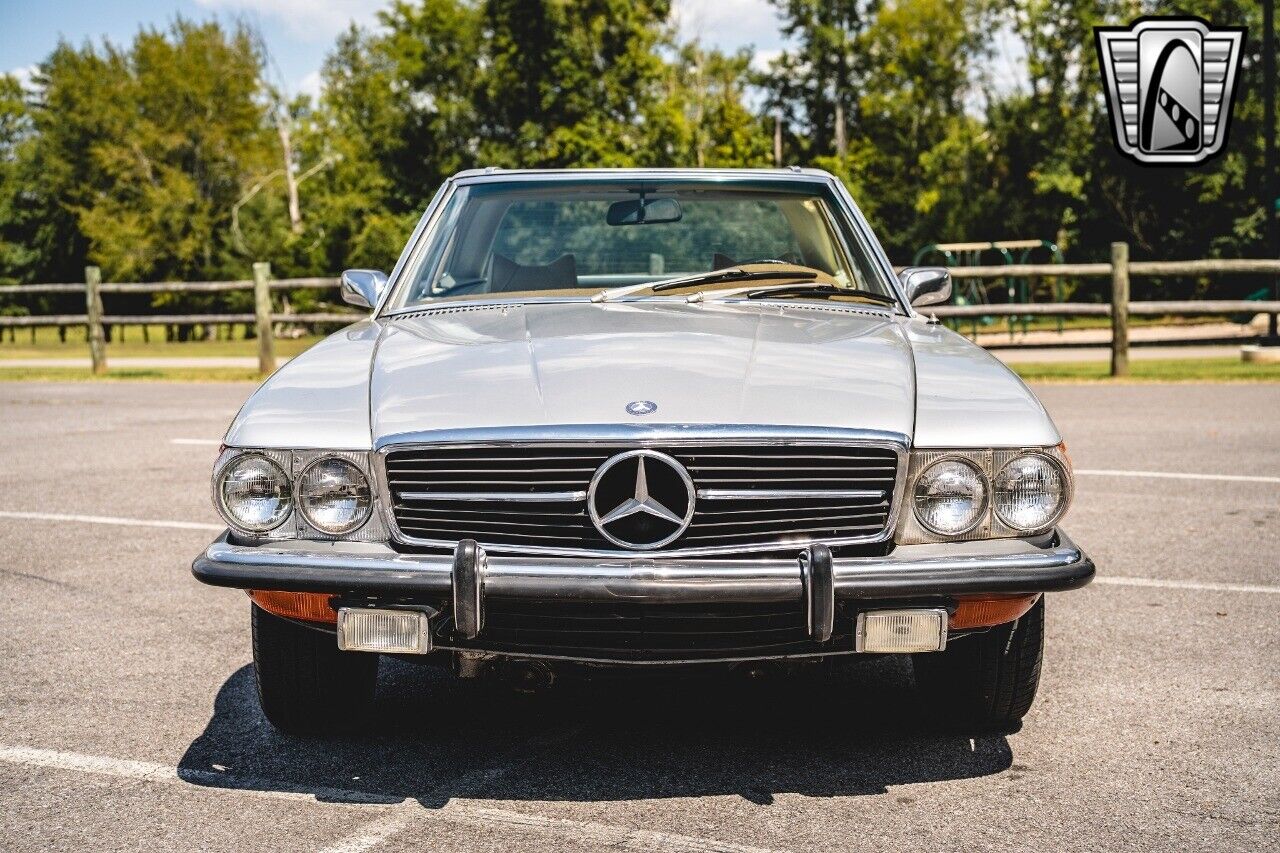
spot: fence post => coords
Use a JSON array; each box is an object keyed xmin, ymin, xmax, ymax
[
  {"xmin": 253, "ymin": 262, "xmax": 275, "ymax": 376},
  {"xmin": 1110, "ymin": 242, "xmax": 1130, "ymax": 377},
  {"xmin": 85, "ymin": 265, "xmax": 106, "ymax": 375}
]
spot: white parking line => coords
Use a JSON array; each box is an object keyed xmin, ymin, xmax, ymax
[
  {"xmin": 319, "ymin": 726, "xmax": 582, "ymax": 853},
  {"xmin": 0, "ymin": 743, "xmax": 781, "ymax": 853},
  {"xmin": 320, "ymin": 812, "xmax": 417, "ymax": 853},
  {"xmin": 1075, "ymin": 468, "xmax": 1280, "ymax": 484},
  {"xmin": 171, "ymin": 438, "xmax": 221, "ymax": 446},
  {"xmin": 1094, "ymin": 576, "xmax": 1280, "ymax": 595},
  {"xmin": 0, "ymin": 510, "xmax": 222, "ymax": 532},
  {"xmin": 0, "ymin": 744, "xmax": 388, "ymax": 803}
]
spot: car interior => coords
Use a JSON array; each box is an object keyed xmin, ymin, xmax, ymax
[{"xmin": 404, "ymin": 184, "xmax": 882, "ymax": 303}]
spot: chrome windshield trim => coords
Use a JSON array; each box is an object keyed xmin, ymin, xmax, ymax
[
  {"xmin": 377, "ymin": 179, "xmax": 458, "ymax": 316},
  {"xmin": 399, "ymin": 490, "xmax": 587, "ymax": 503},
  {"xmin": 696, "ymin": 488, "xmax": 885, "ymax": 501},
  {"xmin": 372, "ymin": 429, "xmax": 909, "ymax": 558},
  {"xmin": 450, "ymin": 167, "xmax": 836, "ymax": 186}
]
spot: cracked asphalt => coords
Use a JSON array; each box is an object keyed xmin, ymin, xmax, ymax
[{"xmin": 0, "ymin": 381, "xmax": 1276, "ymax": 852}]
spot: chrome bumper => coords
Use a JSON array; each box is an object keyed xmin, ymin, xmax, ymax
[{"xmin": 191, "ymin": 530, "xmax": 1094, "ymax": 604}]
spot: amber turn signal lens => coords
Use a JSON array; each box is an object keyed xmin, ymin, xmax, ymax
[
  {"xmin": 250, "ymin": 590, "xmax": 338, "ymax": 623},
  {"xmin": 950, "ymin": 594, "xmax": 1039, "ymax": 629}
]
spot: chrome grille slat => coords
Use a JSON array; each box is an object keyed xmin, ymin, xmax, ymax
[
  {"xmin": 696, "ymin": 501, "xmax": 887, "ymax": 516},
  {"xmin": 688, "ymin": 511, "xmax": 887, "ymax": 529},
  {"xmin": 678, "ymin": 523, "xmax": 884, "ymax": 542},
  {"xmin": 383, "ymin": 442, "xmax": 900, "ymax": 553},
  {"xmin": 689, "ymin": 462, "xmax": 897, "ymax": 470},
  {"xmin": 394, "ymin": 514, "xmax": 587, "ymax": 530}
]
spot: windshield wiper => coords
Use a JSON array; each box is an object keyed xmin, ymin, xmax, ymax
[
  {"xmin": 741, "ymin": 283, "xmax": 898, "ymax": 306},
  {"xmin": 592, "ymin": 268, "xmax": 818, "ymax": 303}
]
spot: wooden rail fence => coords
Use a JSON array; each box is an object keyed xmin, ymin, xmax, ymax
[
  {"xmin": 1, "ymin": 244, "xmax": 1278, "ymax": 377},
  {"xmin": 0, "ymin": 262, "xmax": 352, "ymax": 375}
]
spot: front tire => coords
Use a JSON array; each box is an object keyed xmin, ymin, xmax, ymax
[
  {"xmin": 912, "ymin": 596, "xmax": 1045, "ymax": 732},
  {"xmin": 251, "ymin": 604, "xmax": 379, "ymax": 735}
]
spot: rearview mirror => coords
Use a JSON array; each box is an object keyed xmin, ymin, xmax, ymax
[
  {"xmin": 898, "ymin": 267, "xmax": 951, "ymax": 308},
  {"xmin": 606, "ymin": 196, "xmax": 683, "ymax": 226},
  {"xmin": 341, "ymin": 269, "xmax": 389, "ymax": 309}
]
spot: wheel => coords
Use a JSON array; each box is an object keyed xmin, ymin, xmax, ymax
[
  {"xmin": 912, "ymin": 596, "xmax": 1045, "ymax": 733},
  {"xmin": 251, "ymin": 604, "xmax": 379, "ymax": 735}
]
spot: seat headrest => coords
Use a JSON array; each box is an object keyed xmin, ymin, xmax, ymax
[{"xmin": 490, "ymin": 253, "xmax": 578, "ymax": 293}]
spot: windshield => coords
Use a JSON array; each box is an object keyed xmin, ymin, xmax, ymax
[{"xmin": 392, "ymin": 179, "xmax": 895, "ymax": 308}]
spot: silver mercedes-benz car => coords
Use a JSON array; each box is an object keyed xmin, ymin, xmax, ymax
[{"xmin": 193, "ymin": 168, "xmax": 1094, "ymax": 735}]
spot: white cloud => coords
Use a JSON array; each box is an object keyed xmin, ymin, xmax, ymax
[
  {"xmin": 7, "ymin": 64, "xmax": 37, "ymax": 89},
  {"xmin": 750, "ymin": 47, "xmax": 783, "ymax": 73},
  {"xmin": 194, "ymin": 0, "xmax": 384, "ymax": 43},
  {"xmin": 672, "ymin": 0, "xmax": 787, "ymax": 54},
  {"xmin": 297, "ymin": 70, "xmax": 323, "ymax": 101}
]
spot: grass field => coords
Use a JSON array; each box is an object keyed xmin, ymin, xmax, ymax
[
  {"xmin": 0, "ymin": 366, "xmax": 260, "ymax": 381},
  {"xmin": 0, "ymin": 325, "xmax": 323, "ymax": 359},
  {"xmin": 2, "ymin": 357, "xmax": 1276, "ymax": 384},
  {"xmin": 1010, "ymin": 357, "xmax": 1280, "ymax": 382}
]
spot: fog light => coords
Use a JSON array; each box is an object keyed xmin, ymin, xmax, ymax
[
  {"xmin": 337, "ymin": 608, "xmax": 431, "ymax": 654},
  {"xmin": 855, "ymin": 609, "xmax": 948, "ymax": 653}
]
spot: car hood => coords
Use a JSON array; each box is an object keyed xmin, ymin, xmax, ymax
[{"xmin": 370, "ymin": 301, "xmax": 916, "ymax": 444}]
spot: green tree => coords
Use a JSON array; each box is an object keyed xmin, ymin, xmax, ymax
[
  {"xmin": 476, "ymin": 0, "xmax": 671, "ymax": 167},
  {"xmin": 652, "ymin": 43, "xmax": 774, "ymax": 168},
  {"xmin": 0, "ymin": 74, "xmax": 36, "ymax": 282},
  {"xmin": 10, "ymin": 20, "xmax": 274, "ymax": 285}
]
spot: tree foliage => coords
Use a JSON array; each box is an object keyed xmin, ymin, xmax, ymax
[{"xmin": 0, "ymin": 0, "xmax": 1273, "ymax": 301}]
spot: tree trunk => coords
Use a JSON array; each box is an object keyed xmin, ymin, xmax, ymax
[
  {"xmin": 834, "ymin": 97, "xmax": 847, "ymax": 159},
  {"xmin": 278, "ymin": 120, "xmax": 303, "ymax": 234}
]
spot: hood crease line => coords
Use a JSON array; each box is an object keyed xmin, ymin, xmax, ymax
[{"xmin": 523, "ymin": 307, "xmax": 548, "ymax": 419}]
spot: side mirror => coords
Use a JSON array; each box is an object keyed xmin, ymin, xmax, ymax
[
  {"xmin": 898, "ymin": 267, "xmax": 951, "ymax": 308},
  {"xmin": 341, "ymin": 269, "xmax": 389, "ymax": 309}
]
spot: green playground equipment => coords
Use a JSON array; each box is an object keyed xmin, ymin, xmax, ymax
[{"xmin": 913, "ymin": 239, "xmax": 1066, "ymax": 338}]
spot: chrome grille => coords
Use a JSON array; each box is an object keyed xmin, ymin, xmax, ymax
[{"xmin": 382, "ymin": 443, "xmax": 900, "ymax": 555}]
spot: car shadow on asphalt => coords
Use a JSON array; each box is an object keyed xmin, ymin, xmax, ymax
[{"xmin": 178, "ymin": 656, "xmax": 1013, "ymax": 807}]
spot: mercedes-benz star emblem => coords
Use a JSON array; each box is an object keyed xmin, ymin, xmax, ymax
[
  {"xmin": 587, "ymin": 450, "xmax": 695, "ymax": 550},
  {"xmin": 625, "ymin": 400, "xmax": 657, "ymax": 416}
]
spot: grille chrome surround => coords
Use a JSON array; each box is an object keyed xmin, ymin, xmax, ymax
[{"xmin": 376, "ymin": 429, "xmax": 907, "ymax": 558}]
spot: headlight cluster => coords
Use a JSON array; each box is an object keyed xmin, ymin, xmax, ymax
[
  {"xmin": 899, "ymin": 445, "xmax": 1071, "ymax": 544},
  {"xmin": 213, "ymin": 449, "xmax": 377, "ymax": 538}
]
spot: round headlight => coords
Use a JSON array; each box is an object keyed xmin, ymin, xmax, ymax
[
  {"xmin": 218, "ymin": 454, "xmax": 291, "ymax": 532},
  {"xmin": 994, "ymin": 454, "xmax": 1066, "ymax": 532},
  {"xmin": 297, "ymin": 457, "xmax": 372, "ymax": 534},
  {"xmin": 913, "ymin": 458, "xmax": 987, "ymax": 535}
]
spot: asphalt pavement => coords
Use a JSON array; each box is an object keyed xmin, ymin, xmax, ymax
[{"xmin": 0, "ymin": 381, "xmax": 1277, "ymax": 852}]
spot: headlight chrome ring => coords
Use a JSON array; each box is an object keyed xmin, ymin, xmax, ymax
[
  {"xmin": 993, "ymin": 453, "xmax": 1067, "ymax": 533},
  {"xmin": 912, "ymin": 457, "xmax": 989, "ymax": 536},
  {"xmin": 296, "ymin": 456, "xmax": 373, "ymax": 535},
  {"xmin": 216, "ymin": 453, "xmax": 292, "ymax": 533}
]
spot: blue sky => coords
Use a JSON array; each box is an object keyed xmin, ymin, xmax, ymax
[{"xmin": 0, "ymin": 0, "xmax": 791, "ymax": 98}]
